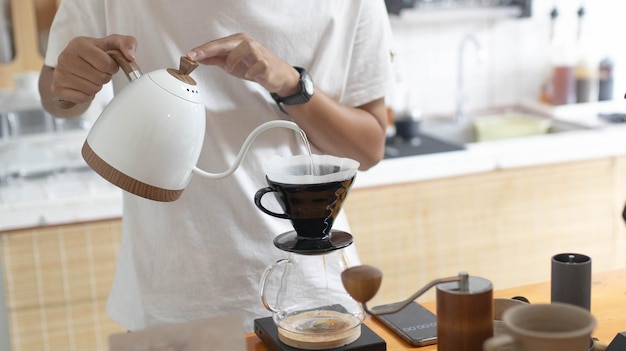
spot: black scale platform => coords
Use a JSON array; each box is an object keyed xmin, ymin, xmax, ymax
[{"xmin": 254, "ymin": 317, "xmax": 386, "ymax": 351}]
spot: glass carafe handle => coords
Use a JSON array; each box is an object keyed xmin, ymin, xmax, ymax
[{"xmin": 260, "ymin": 258, "xmax": 291, "ymax": 313}]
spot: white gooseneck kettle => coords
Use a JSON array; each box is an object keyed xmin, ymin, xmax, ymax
[{"xmin": 79, "ymin": 51, "xmax": 302, "ymax": 202}]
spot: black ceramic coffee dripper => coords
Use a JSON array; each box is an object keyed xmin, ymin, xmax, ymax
[
  {"xmin": 255, "ymin": 155, "xmax": 366, "ymax": 349},
  {"xmin": 254, "ymin": 154, "xmax": 360, "ymax": 254}
]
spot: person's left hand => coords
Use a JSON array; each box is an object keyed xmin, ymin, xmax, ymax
[{"xmin": 186, "ymin": 33, "xmax": 300, "ymax": 97}]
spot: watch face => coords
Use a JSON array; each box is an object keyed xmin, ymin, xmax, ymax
[{"xmin": 303, "ymin": 73, "xmax": 315, "ymax": 96}]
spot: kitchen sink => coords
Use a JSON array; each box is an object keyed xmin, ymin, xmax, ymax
[
  {"xmin": 419, "ymin": 107, "xmax": 589, "ymax": 145},
  {"xmin": 384, "ymin": 133, "xmax": 464, "ymax": 159}
]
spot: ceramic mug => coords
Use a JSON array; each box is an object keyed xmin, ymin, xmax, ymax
[
  {"xmin": 483, "ymin": 303, "xmax": 596, "ymax": 351},
  {"xmin": 493, "ymin": 297, "xmax": 529, "ymax": 336}
]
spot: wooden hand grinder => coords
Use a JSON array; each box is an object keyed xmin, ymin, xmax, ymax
[{"xmin": 342, "ymin": 265, "xmax": 493, "ymax": 351}]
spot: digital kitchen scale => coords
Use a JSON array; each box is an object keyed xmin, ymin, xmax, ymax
[{"xmin": 254, "ymin": 317, "xmax": 386, "ymax": 351}]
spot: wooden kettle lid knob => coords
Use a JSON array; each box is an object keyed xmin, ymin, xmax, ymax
[{"xmin": 167, "ymin": 56, "xmax": 199, "ymax": 85}]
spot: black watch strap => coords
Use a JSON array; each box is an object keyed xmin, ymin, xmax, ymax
[{"xmin": 270, "ymin": 67, "xmax": 315, "ymax": 114}]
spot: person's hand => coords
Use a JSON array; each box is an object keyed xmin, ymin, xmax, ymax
[
  {"xmin": 51, "ymin": 34, "xmax": 137, "ymax": 106},
  {"xmin": 186, "ymin": 33, "xmax": 300, "ymax": 97}
]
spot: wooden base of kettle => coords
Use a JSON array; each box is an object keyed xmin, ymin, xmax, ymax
[{"xmin": 82, "ymin": 141, "xmax": 184, "ymax": 202}]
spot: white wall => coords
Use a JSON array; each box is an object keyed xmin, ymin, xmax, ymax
[{"xmin": 389, "ymin": 0, "xmax": 626, "ymax": 116}]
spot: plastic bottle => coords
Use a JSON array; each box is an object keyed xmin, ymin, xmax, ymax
[
  {"xmin": 539, "ymin": 7, "xmax": 559, "ymax": 104},
  {"xmin": 549, "ymin": 6, "xmax": 577, "ymax": 106},
  {"xmin": 598, "ymin": 57, "xmax": 614, "ymax": 101},
  {"xmin": 574, "ymin": 6, "xmax": 596, "ymax": 103}
]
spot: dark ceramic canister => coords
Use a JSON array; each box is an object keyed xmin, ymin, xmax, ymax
[
  {"xmin": 436, "ymin": 274, "xmax": 493, "ymax": 351},
  {"xmin": 551, "ymin": 253, "xmax": 592, "ymax": 310}
]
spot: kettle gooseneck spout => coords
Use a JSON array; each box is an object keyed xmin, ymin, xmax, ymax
[{"xmin": 192, "ymin": 120, "xmax": 304, "ymax": 179}]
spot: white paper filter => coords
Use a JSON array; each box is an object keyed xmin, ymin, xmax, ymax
[{"xmin": 264, "ymin": 155, "xmax": 359, "ymax": 184}]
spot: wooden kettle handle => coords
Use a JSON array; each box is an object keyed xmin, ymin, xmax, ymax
[
  {"xmin": 106, "ymin": 50, "xmax": 142, "ymax": 79},
  {"xmin": 56, "ymin": 50, "xmax": 142, "ymax": 110}
]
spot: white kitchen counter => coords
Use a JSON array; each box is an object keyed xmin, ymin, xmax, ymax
[
  {"xmin": 355, "ymin": 124, "xmax": 626, "ymax": 188},
  {"xmin": 0, "ymin": 171, "xmax": 122, "ymax": 232},
  {"xmin": 3, "ymin": 101, "xmax": 626, "ymax": 232},
  {"xmin": 0, "ymin": 130, "xmax": 123, "ymax": 231}
]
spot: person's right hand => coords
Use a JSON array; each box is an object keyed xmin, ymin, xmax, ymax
[{"xmin": 48, "ymin": 34, "xmax": 137, "ymax": 108}]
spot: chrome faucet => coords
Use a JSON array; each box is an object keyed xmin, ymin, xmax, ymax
[{"xmin": 455, "ymin": 34, "xmax": 484, "ymax": 122}]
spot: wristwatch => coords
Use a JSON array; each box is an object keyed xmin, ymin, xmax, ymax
[{"xmin": 270, "ymin": 66, "xmax": 315, "ymax": 114}]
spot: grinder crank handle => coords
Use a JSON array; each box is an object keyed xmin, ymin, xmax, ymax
[
  {"xmin": 366, "ymin": 274, "xmax": 465, "ymax": 315},
  {"xmin": 342, "ymin": 265, "xmax": 467, "ymax": 316}
]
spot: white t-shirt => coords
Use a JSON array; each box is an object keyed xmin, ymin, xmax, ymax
[{"xmin": 46, "ymin": 0, "xmax": 393, "ymax": 332}]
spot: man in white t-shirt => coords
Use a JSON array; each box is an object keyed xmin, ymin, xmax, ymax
[{"xmin": 39, "ymin": 0, "xmax": 393, "ymax": 332}]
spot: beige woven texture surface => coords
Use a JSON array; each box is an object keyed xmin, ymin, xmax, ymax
[{"xmin": 1, "ymin": 220, "xmax": 124, "ymax": 351}]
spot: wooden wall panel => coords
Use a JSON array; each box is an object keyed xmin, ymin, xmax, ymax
[{"xmin": 0, "ymin": 0, "xmax": 52, "ymax": 88}]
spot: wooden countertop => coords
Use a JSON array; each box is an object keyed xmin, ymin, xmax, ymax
[{"xmin": 246, "ymin": 268, "xmax": 626, "ymax": 350}]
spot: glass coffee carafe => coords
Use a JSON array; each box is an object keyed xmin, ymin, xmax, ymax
[{"xmin": 255, "ymin": 154, "xmax": 364, "ymax": 350}]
